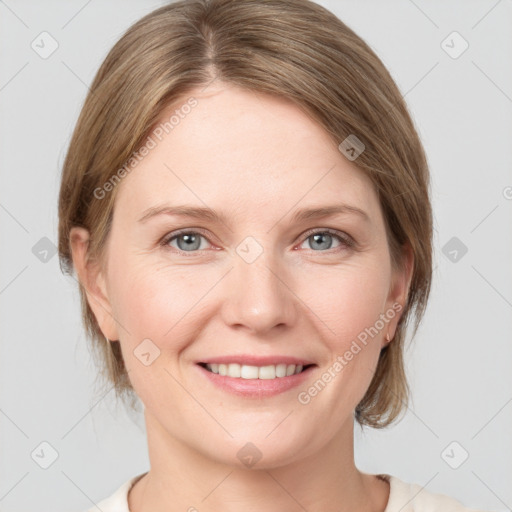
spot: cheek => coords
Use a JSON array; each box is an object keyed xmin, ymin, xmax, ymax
[
  {"xmin": 108, "ymin": 255, "xmax": 211, "ymax": 356},
  {"xmin": 293, "ymin": 265, "xmax": 390, "ymax": 417},
  {"xmin": 300, "ymin": 260, "xmax": 390, "ymax": 346},
  {"xmin": 108, "ymin": 262, "xmax": 194, "ymax": 404}
]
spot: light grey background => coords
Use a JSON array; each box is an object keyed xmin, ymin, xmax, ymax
[{"xmin": 0, "ymin": 1, "xmax": 511, "ymax": 511}]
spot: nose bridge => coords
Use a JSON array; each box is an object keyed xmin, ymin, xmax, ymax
[{"xmin": 221, "ymin": 236, "xmax": 296, "ymax": 333}]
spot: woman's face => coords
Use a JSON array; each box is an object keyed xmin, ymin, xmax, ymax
[{"xmin": 76, "ymin": 84, "xmax": 409, "ymax": 468}]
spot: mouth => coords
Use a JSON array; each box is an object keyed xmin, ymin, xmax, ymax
[
  {"xmin": 198, "ymin": 362, "xmax": 315, "ymax": 379},
  {"xmin": 195, "ymin": 359, "xmax": 317, "ymax": 397}
]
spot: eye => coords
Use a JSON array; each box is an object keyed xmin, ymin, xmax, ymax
[
  {"xmin": 161, "ymin": 230, "xmax": 211, "ymax": 253},
  {"xmin": 298, "ymin": 229, "xmax": 354, "ymax": 252}
]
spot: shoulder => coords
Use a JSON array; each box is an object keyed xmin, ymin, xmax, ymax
[
  {"xmin": 83, "ymin": 473, "xmax": 146, "ymax": 512},
  {"xmin": 379, "ymin": 473, "xmax": 490, "ymax": 512}
]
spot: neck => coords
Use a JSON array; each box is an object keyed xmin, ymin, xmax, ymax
[{"xmin": 129, "ymin": 411, "xmax": 389, "ymax": 512}]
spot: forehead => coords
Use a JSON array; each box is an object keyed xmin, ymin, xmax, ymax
[{"xmin": 114, "ymin": 84, "xmax": 380, "ymax": 222}]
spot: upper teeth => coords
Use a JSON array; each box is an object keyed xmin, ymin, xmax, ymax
[{"xmin": 205, "ymin": 363, "xmax": 304, "ymax": 379}]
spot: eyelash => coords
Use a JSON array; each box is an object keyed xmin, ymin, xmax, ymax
[{"xmin": 159, "ymin": 228, "xmax": 356, "ymax": 256}]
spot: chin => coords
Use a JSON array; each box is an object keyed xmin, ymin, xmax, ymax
[{"xmin": 195, "ymin": 430, "xmax": 314, "ymax": 471}]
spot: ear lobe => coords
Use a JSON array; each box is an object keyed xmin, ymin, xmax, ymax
[{"xmin": 69, "ymin": 227, "xmax": 119, "ymax": 341}]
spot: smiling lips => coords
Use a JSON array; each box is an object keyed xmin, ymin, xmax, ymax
[
  {"xmin": 197, "ymin": 353, "xmax": 317, "ymax": 396},
  {"xmin": 197, "ymin": 359, "xmax": 316, "ymax": 397}
]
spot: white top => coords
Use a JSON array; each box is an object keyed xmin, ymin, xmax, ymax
[{"xmin": 86, "ymin": 472, "xmax": 489, "ymax": 512}]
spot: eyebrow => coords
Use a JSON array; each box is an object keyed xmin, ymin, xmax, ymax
[{"xmin": 137, "ymin": 203, "xmax": 370, "ymax": 224}]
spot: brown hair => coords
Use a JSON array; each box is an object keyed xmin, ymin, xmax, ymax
[{"xmin": 58, "ymin": 0, "xmax": 432, "ymax": 428}]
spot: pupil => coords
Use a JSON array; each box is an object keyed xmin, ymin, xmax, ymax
[
  {"xmin": 178, "ymin": 233, "xmax": 200, "ymax": 251},
  {"xmin": 312, "ymin": 233, "xmax": 332, "ymax": 250}
]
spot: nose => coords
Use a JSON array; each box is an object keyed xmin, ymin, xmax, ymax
[{"xmin": 220, "ymin": 245, "xmax": 298, "ymax": 335}]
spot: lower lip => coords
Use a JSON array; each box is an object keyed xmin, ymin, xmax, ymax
[{"xmin": 196, "ymin": 364, "xmax": 315, "ymax": 398}]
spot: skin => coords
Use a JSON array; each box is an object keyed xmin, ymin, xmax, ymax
[{"xmin": 71, "ymin": 83, "xmax": 413, "ymax": 512}]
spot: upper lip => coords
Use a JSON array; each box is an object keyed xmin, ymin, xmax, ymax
[{"xmin": 198, "ymin": 355, "xmax": 315, "ymax": 366}]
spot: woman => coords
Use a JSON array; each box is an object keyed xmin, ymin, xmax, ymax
[{"xmin": 58, "ymin": 0, "xmax": 488, "ymax": 510}]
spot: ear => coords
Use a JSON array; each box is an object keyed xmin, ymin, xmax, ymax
[
  {"xmin": 383, "ymin": 241, "xmax": 414, "ymax": 347},
  {"xmin": 69, "ymin": 226, "xmax": 119, "ymax": 341}
]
